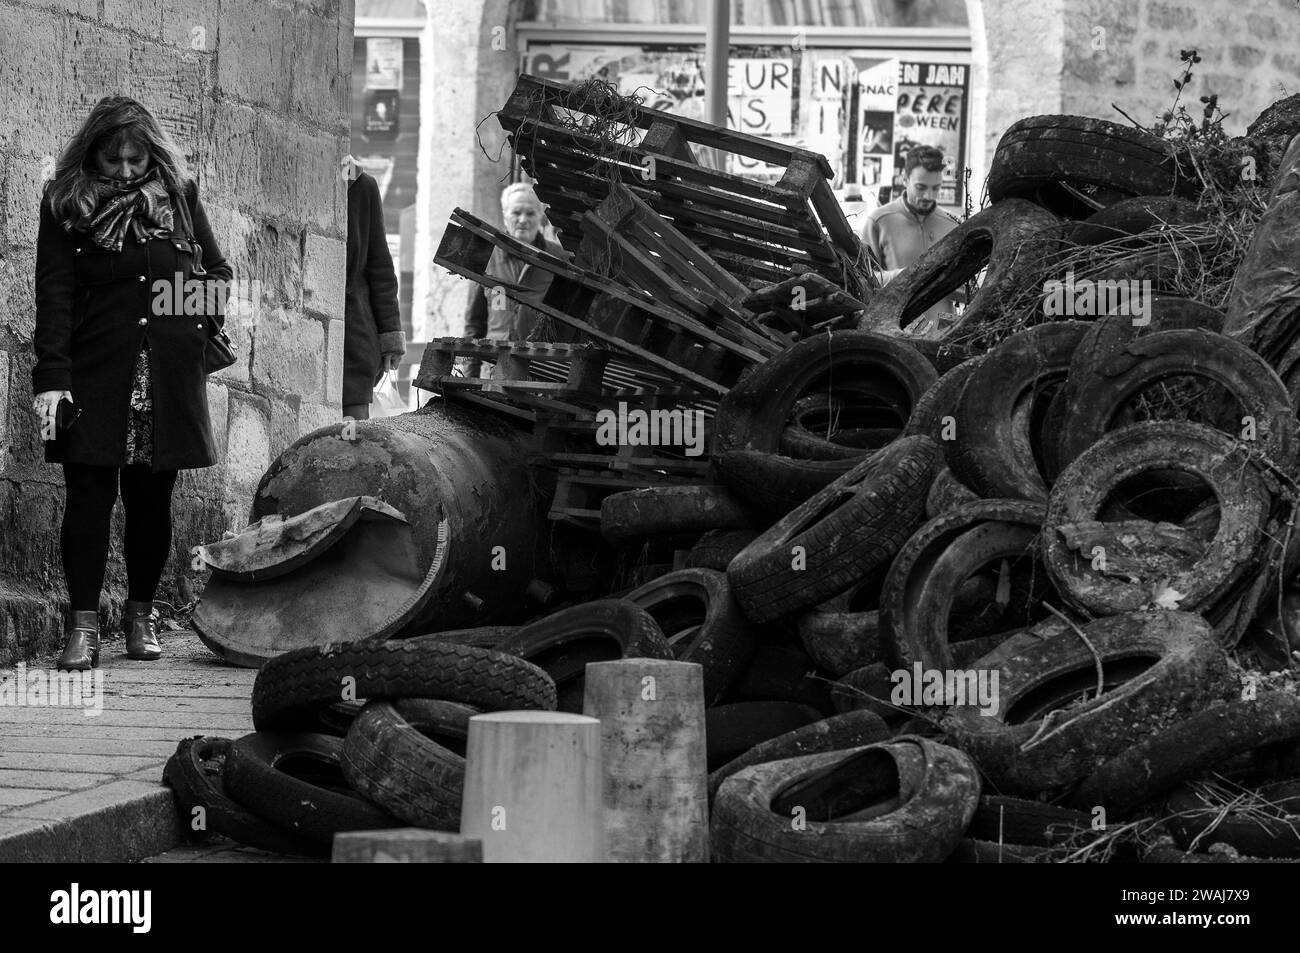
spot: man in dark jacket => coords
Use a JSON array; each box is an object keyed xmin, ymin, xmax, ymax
[
  {"xmin": 462, "ymin": 183, "xmax": 573, "ymax": 377},
  {"xmin": 343, "ymin": 157, "xmax": 404, "ymax": 419}
]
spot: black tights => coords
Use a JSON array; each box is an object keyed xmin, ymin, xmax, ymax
[{"xmin": 61, "ymin": 463, "xmax": 179, "ymax": 612}]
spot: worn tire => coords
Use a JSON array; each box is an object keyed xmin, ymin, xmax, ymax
[
  {"xmin": 339, "ymin": 699, "xmax": 476, "ymax": 831},
  {"xmin": 727, "ymin": 436, "xmax": 938, "ymax": 623},
  {"xmin": 902, "ymin": 356, "xmax": 984, "ymax": 442},
  {"xmin": 779, "ymin": 391, "xmax": 905, "ymax": 460},
  {"xmin": 1073, "ymin": 692, "xmax": 1300, "ymax": 814},
  {"xmin": 624, "ymin": 568, "xmax": 754, "ymax": 705},
  {"xmin": 1066, "ymin": 194, "xmax": 1206, "ymax": 246},
  {"xmin": 711, "ymin": 737, "xmax": 981, "ymax": 863},
  {"xmin": 162, "ymin": 736, "xmax": 324, "ymax": 856},
  {"xmin": 1043, "ymin": 422, "xmax": 1272, "ymax": 620},
  {"xmin": 796, "ymin": 568, "xmax": 888, "ymax": 678},
  {"xmin": 496, "ymin": 599, "xmax": 673, "ymax": 712},
  {"xmin": 858, "ymin": 200, "xmax": 1060, "ymax": 338},
  {"xmin": 714, "ymin": 330, "xmax": 936, "ymax": 457},
  {"xmin": 223, "ymin": 731, "xmax": 400, "ymax": 843},
  {"xmin": 965, "ymin": 795, "xmax": 1091, "ymax": 847},
  {"xmin": 880, "ymin": 499, "xmax": 1047, "ymax": 671},
  {"xmin": 600, "ymin": 485, "xmax": 760, "ymax": 541},
  {"xmin": 704, "ymin": 701, "xmax": 824, "ymax": 772},
  {"xmin": 988, "ymin": 115, "xmax": 1194, "ymax": 215},
  {"xmin": 1042, "ymin": 297, "xmax": 1226, "ymax": 480},
  {"xmin": 715, "ymin": 449, "xmax": 851, "ymax": 517},
  {"xmin": 1055, "ymin": 328, "xmax": 1298, "ymax": 472},
  {"xmin": 925, "ymin": 466, "xmax": 981, "ymax": 519},
  {"xmin": 947, "ymin": 322, "xmax": 1090, "ymax": 501},
  {"xmin": 706, "ymin": 710, "xmax": 892, "ymax": 805},
  {"xmin": 829, "ymin": 663, "xmax": 901, "ymax": 721},
  {"xmin": 252, "ymin": 641, "xmax": 557, "ymax": 732},
  {"xmin": 942, "ymin": 611, "xmax": 1233, "ymax": 795},
  {"xmin": 685, "ymin": 529, "xmax": 760, "ymax": 571}
]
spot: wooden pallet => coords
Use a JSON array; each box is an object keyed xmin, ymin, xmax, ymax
[
  {"xmin": 576, "ymin": 181, "xmax": 787, "ymax": 356},
  {"xmin": 496, "ymin": 74, "xmax": 878, "ymax": 301},
  {"xmin": 548, "ymin": 467, "xmax": 698, "ymax": 527},
  {"xmin": 435, "ymin": 209, "xmax": 771, "ymax": 395},
  {"xmin": 414, "ymin": 338, "xmax": 717, "ymax": 487}
]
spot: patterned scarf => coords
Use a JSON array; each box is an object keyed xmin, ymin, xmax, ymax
[{"xmin": 66, "ymin": 169, "xmax": 175, "ymax": 252}]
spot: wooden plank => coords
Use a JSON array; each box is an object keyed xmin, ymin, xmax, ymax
[
  {"xmin": 500, "ymin": 74, "xmax": 834, "ymax": 179},
  {"xmin": 450, "ymin": 210, "xmax": 769, "ymax": 365}
]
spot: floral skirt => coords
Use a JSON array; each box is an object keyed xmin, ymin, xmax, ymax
[{"xmin": 124, "ymin": 344, "xmax": 154, "ymax": 466}]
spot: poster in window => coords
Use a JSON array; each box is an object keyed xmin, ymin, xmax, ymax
[
  {"xmin": 366, "ymin": 38, "xmax": 404, "ymax": 90},
  {"xmin": 892, "ymin": 62, "xmax": 967, "ymax": 207},
  {"xmin": 363, "ymin": 90, "xmax": 400, "ymax": 140}
]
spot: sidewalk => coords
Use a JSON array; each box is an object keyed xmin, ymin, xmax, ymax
[{"xmin": 0, "ymin": 630, "xmax": 255, "ymax": 863}]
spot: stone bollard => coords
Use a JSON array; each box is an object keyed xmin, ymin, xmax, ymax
[
  {"xmin": 460, "ymin": 711, "xmax": 604, "ymax": 863},
  {"xmin": 584, "ymin": 659, "xmax": 709, "ymax": 863},
  {"xmin": 332, "ymin": 829, "xmax": 482, "ymax": 863}
]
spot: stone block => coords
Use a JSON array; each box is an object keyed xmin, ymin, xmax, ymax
[
  {"xmin": 302, "ymin": 233, "xmax": 346, "ymax": 320},
  {"xmin": 288, "ymin": 6, "xmax": 350, "ymax": 128},
  {"xmin": 251, "ymin": 311, "xmax": 325, "ymax": 400},
  {"xmin": 223, "ymin": 391, "xmax": 271, "ymax": 494},
  {"xmin": 0, "ymin": 250, "xmax": 37, "ymax": 346},
  {"xmin": 0, "ymin": 349, "xmax": 9, "ymax": 476},
  {"xmin": 2, "ymin": 154, "xmax": 45, "ymax": 249},
  {"xmin": 205, "ymin": 378, "xmax": 229, "ymax": 458},
  {"xmin": 216, "ymin": 0, "xmax": 293, "ymax": 114},
  {"xmin": 202, "ymin": 102, "xmax": 344, "ymax": 234},
  {"xmin": 297, "ymin": 400, "xmax": 340, "ymax": 437},
  {"xmin": 161, "ymin": 0, "xmax": 221, "ymax": 53},
  {"xmin": 1230, "ymin": 45, "xmax": 1266, "ymax": 70},
  {"xmin": 1246, "ymin": 12, "xmax": 1282, "ymax": 40},
  {"xmin": 323, "ymin": 317, "xmax": 345, "ymax": 405},
  {"xmin": 1145, "ymin": 2, "xmax": 1198, "ymax": 31},
  {"xmin": 267, "ymin": 393, "xmax": 302, "ymax": 457},
  {"xmin": 103, "ymin": 0, "xmax": 165, "ymax": 39},
  {"xmin": 0, "ymin": 10, "xmax": 66, "ymax": 160},
  {"xmin": 58, "ymin": 21, "xmax": 205, "ymax": 149}
]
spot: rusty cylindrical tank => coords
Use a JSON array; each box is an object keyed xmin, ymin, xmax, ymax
[{"xmin": 247, "ymin": 400, "xmax": 559, "ymax": 632}]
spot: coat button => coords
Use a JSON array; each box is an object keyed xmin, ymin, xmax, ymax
[
  {"xmin": 138, "ymin": 318, "xmax": 147, "ymax": 326},
  {"xmin": 138, "ymin": 275, "xmax": 146, "ymax": 282},
  {"xmin": 75, "ymin": 247, "xmax": 82, "ymax": 253},
  {"xmin": 196, "ymin": 323, "xmax": 203, "ymax": 329}
]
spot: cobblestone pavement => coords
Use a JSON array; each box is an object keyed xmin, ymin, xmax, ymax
[{"xmin": 0, "ymin": 630, "xmax": 255, "ymax": 862}]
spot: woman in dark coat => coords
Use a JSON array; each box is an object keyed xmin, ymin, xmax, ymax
[
  {"xmin": 342, "ymin": 158, "xmax": 404, "ymax": 419},
  {"xmin": 32, "ymin": 95, "xmax": 233, "ymax": 669}
]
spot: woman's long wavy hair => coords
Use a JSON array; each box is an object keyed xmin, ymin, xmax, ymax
[{"xmin": 45, "ymin": 96, "xmax": 192, "ymax": 229}]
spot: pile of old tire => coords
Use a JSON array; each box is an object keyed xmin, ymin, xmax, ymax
[{"xmin": 162, "ymin": 639, "xmax": 558, "ymax": 855}]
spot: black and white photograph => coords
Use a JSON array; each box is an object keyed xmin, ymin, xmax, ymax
[{"xmin": 0, "ymin": 0, "xmax": 1297, "ymax": 919}]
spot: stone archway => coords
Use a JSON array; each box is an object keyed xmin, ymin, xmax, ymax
[{"xmin": 963, "ymin": 0, "xmax": 1066, "ymax": 201}]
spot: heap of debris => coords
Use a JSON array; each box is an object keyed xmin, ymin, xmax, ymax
[{"xmin": 170, "ymin": 76, "xmax": 1300, "ymax": 862}]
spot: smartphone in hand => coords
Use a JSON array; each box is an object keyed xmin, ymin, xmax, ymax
[{"xmin": 54, "ymin": 396, "xmax": 80, "ymax": 431}]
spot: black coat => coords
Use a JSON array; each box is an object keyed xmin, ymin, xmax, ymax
[
  {"xmin": 344, "ymin": 172, "xmax": 402, "ymax": 405},
  {"xmin": 32, "ymin": 179, "xmax": 233, "ymax": 471}
]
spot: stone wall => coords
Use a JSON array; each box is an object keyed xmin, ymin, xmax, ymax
[
  {"xmin": 0, "ymin": 0, "xmax": 353, "ymax": 663},
  {"xmin": 971, "ymin": 0, "xmax": 1300, "ymax": 191},
  {"xmin": 421, "ymin": 0, "xmax": 521, "ymax": 339}
]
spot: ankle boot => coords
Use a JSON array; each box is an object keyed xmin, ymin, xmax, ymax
[
  {"xmin": 58, "ymin": 611, "xmax": 101, "ymax": 671},
  {"xmin": 122, "ymin": 599, "xmax": 163, "ymax": 661}
]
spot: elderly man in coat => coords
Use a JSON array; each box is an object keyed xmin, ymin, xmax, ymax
[{"xmin": 462, "ymin": 183, "xmax": 574, "ymax": 376}]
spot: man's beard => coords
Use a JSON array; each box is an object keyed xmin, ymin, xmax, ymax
[{"xmin": 904, "ymin": 195, "xmax": 935, "ymax": 216}]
